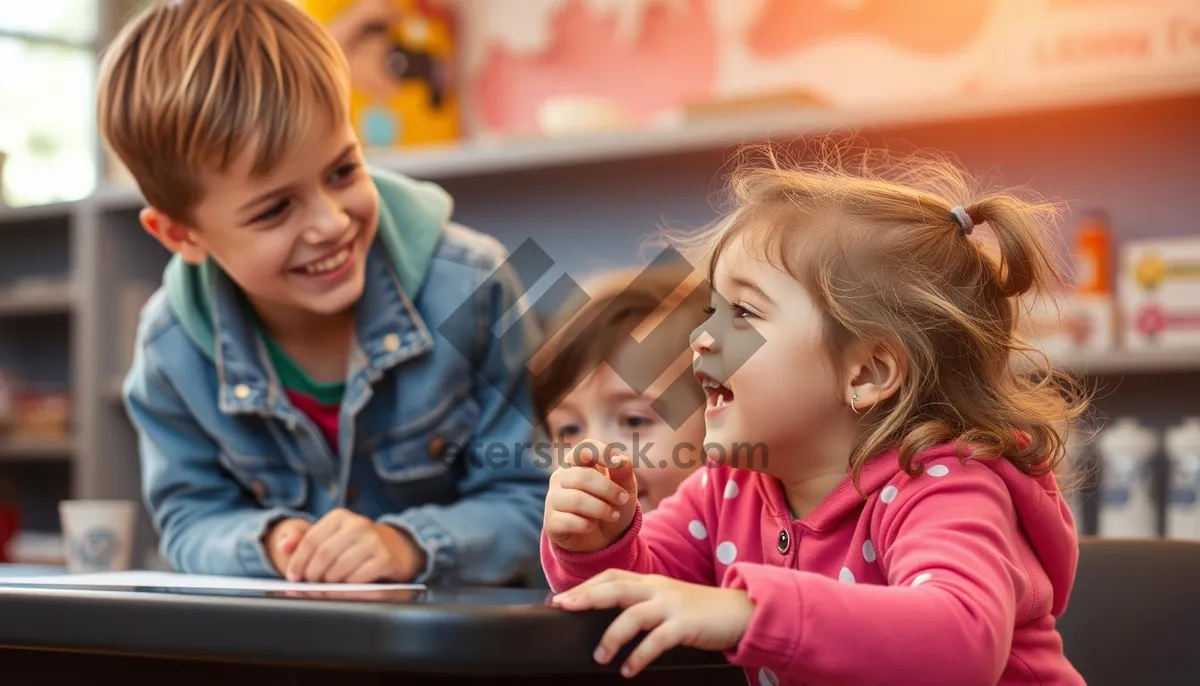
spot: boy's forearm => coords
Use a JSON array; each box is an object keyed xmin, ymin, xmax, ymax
[{"xmin": 379, "ymin": 478, "xmax": 547, "ymax": 586}]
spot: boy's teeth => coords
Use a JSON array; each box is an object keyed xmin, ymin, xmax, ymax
[{"xmin": 303, "ymin": 247, "xmax": 349, "ymax": 274}]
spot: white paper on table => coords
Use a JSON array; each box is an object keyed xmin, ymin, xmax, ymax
[{"xmin": 0, "ymin": 570, "xmax": 425, "ymax": 593}]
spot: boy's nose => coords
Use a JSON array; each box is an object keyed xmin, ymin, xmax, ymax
[{"xmin": 305, "ymin": 195, "xmax": 351, "ymax": 244}]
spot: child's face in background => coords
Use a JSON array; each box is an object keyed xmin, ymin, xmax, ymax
[
  {"xmin": 179, "ymin": 111, "xmax": 379, "ymax": 323},
  {"xmin": 693, "ymin": 236, "xmax": 852, "ymax": 476},
  {"xmin": 546, "ymin": 339, "xmax": 707, "ymax": 512}
]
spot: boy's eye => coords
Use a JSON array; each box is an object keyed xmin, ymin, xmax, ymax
[
  {"xmin": 329, "ymin": 162, "xmax": 361, "ymax": 183},
  {"xmin": 252, "ymin": 199, "xmax": 289, "ymax": 224},
  {"xmin": 622, "ymin": 415, "xmax": 654, "ymax": 429},
  {"xmin": 555, "ymin": 425, "xmax": 581, "ymax": 440}
]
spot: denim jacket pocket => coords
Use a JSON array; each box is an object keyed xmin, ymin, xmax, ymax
[
  {"xmin": 218, "ymin": 447, "xmax": 308, "ymax": 510},
  {"xmin": 365, "ymin": 397, "xmax": 479, "ymax": 502}
]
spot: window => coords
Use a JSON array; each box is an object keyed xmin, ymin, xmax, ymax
[{"xmin": 0, "ymin": 2, "xmax": 99, "ymax": 208}]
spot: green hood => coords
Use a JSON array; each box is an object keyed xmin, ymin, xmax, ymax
[{"xmin": 164, "ymin": 166, "xmax": 451, "ymax": 360}]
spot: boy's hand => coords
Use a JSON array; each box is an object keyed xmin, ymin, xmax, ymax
[
  {"xmin": 544, "ymin": 440, "xmax": 638, "ymax": 553},
  {"xmin": 552, "ymin": 570, "xmax": 755, "ymax": 678},
  {"xmin": 284, "ymin": 509, "xmax": 427, "ymax": 583},
  {"xmin": 265, "ymin": 518, "xmax": 311, "ymax": 576}
]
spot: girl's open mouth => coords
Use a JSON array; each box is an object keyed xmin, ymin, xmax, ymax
[{"xmin": 698, "ymin": 375, "xmax": 734, "ymax": 416}]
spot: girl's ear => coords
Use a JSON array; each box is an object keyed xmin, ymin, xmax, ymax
[
  {"xmin": 140, "ymin": 207, "xmax": 207, "ymax": 265},
  {"xmin": 843, "ymin": 338, "xmax": 905, "ymax": 413}
]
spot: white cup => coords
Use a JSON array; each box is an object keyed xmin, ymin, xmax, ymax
[{"xmin": 59, "ymin": 500, "xmax": 137, "ymax": 573}]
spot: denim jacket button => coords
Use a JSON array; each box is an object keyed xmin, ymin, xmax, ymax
[
  {"xmin": 345, "ymin": 483, "xmax": 358, "ymax": 505},
  {"xmin": 234, "ymin": 384, "xmax": 251, "ymax": 400},
  {"xmin": 428, "ymin": 436, "xmax": 446, "ymax": 460},
  {"xmin": 383, "ymin": 333, "xmax": 400, "ymax": 352},
  {"xmin": 251, "ymin": 479, "xmax": 267, "ymax": 499}
]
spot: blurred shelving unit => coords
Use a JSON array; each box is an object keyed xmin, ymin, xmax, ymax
[{"xmin": 1, "ymin": 68, "xmax": 1198, "ymax": 564}]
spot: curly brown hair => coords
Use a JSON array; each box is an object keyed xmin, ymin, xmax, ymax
[{"xmin": 664, "ymin": 142, "xmax": 1090, "ymax": 485}]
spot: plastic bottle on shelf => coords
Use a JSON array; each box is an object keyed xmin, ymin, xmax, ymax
[
  {"xmin": 1096, "ymin": 417, "xmax": 1159, "ymax": 539},
  {"xmin": 1165, "ymin": 417, "xmax": 1200, "ymax": 541},
  {"xmin": 1063, "ymin": 429, "xmax": 1089, "ymax": 532},
  {"xmin": 1074, "ymin": 210, "xmax": 1112, "ymax": 295}
]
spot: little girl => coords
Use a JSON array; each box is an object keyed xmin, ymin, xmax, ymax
[{"xmin": 541, "ymin": 147, "xmax": 1088, "ymax": 684}]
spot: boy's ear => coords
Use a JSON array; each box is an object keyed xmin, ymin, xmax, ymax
[
  {"xmin": 139, "ymin": 207, "xmax": 207, "ymax": 265},
  {"xmin": 843, "ymin": 338, "xmax": 905, "ymax": 413}
]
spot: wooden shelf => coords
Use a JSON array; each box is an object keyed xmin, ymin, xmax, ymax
[
  {"xmin": 0, "ymin": 436, "xmax": 74, "ymax": 461},
  {"xmin": 0, "ymin": 201, "xmax": 76, "ymax": 225},
  {"xmin": 0, "ymin": 283, "xmax": 73, "ymax": 316},
  {"xmin": 1052, "ymin": 348, "xmax": 1200, "ymax": 375},
  {"xmin": 85, "ymin": 71, "xmax": 1200, "ymax": 212}
]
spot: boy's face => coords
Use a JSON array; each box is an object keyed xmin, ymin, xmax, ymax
[
  {"xmin": 143, "ymin": 111, "xmax": 379, "ymax": 323},
  {"xmin": 545, "ymin": 340, "xmax": 707, "ymax": 512}
]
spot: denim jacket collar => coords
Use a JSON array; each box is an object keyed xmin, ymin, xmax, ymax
[{"xmin": 212, "ymin": 239, "xmax": 434, "ymax": 416}]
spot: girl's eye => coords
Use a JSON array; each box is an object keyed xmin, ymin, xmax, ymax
[
  {"xmin": 731, "ymin": 303, "xmax": 756, "ymax": 319},
  {"xmin": 253, "ymin": 199, "xmax": 290, "ymax": 224},
  {"xmin": 702, "ymin": 305, "xmax": 716, "ymax": 315}
]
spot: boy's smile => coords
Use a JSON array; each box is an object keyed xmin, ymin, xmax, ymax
[{"xmin": 144, "ymin": 110, "xmax": 380, "ymax": 332}]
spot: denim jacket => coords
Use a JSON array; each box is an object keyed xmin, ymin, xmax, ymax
[{"xmin": 123, "ymin": 167, "xmax": 550, "ymax": 586}]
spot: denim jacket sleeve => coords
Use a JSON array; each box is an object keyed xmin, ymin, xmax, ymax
[
  {"xmin": 124, "ymin": 337, "xmax": 314, "ymax": 578},
  {"xmin": 378, "ymin": 238, "xmax": 550, "ymax": 586}
]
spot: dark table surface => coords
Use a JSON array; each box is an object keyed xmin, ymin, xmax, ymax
[{"xmin": 0, "ymin": 566, "xmax": 734, "ymax": 679}]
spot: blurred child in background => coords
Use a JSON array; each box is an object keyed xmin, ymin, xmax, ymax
[{"xmin": 532, "ymin": 266, "xmax": 710, "ymax": 513}]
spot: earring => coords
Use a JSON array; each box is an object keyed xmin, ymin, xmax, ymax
[{"xmin": 850, "ymin": 391, "xmax": 862, "ymax": 414}]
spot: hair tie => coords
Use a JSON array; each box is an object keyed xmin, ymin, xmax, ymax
[{"xmin": 950, "ymin": 205, "xmax": 974, "ymax": 236}]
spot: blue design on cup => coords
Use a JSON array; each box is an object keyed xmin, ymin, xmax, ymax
[
  {"xmin": 1168, "ymin": 474, "xmax": 1200, "ymax": 507},
  {"xmin": 361, "ymin": 107, "xmax": 401, "ymax": 147},
  {"xmin": 71, "ymin": 527, "xmax": 119, "ymax": 571}
]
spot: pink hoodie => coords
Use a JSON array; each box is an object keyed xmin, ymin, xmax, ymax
[{"xmin": 542, "ymin": 444, "xmax": 1085, "ymax": 685}]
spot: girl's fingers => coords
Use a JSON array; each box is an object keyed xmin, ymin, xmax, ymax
[
  {"xmin": 545, "ymin": 511, "xmax": 597, "ymax": 537},
  {"xmin": 592, "ymin": 601, "xmax": 664, "ymax": 669},
  {"xmin": 557, "ymin": 467, "xmax": 631, "ymax": 509},
  {"xmin": 550, "ymin": 487, "xmax": 623, "ymax": 523},
  {"xmin": 554, "ymin": 574, "xmax": 653, "ymax": 611},
  {"xmin": 620, "ymin": 619, "xmax": 684, "ymax": 678}
]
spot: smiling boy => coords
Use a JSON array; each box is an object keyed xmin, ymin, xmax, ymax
[{"xmin": 102, "ymin": 0, "xmax": 548, "ymax": 585}]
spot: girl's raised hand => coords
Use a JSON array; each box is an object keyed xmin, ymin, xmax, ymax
[{"xmin": 544, "ymin": 439, "xmax": 638, "ymax": 553}]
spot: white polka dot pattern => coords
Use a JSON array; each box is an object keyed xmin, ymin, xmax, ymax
[
  {"xmin": 862, "ymin": 539, "xmax": 876, "ymax": 563},
  {"xmin": 716, "ymin": 541, "xmax": 737, "ymax": 565}
]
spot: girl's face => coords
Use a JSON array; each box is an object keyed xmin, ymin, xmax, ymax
[
  {"xmin": 691, "ymin": 236, "xmax": 850, "ymax": 475},
  {"xmin": 545, "ymin": 340, "xmax": 707, "ymax": 512}
]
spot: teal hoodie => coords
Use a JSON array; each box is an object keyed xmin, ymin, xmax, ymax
[{"xmin": 163, "ymin": 166, "xmax": 452, "ymax": 360}]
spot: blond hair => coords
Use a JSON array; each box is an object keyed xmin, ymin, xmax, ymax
[
  {"xmin": 97, "ymin": 0, "xmax": 352, "ymax": 223},
  {"xmin": 666, "ymin": 142, "xmax": 1089, "ymax": 484}
]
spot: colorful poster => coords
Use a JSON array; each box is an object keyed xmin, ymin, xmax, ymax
[{"xmin": 464, "ymin": 0, "xmax": 1200, "ymax": 138}]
